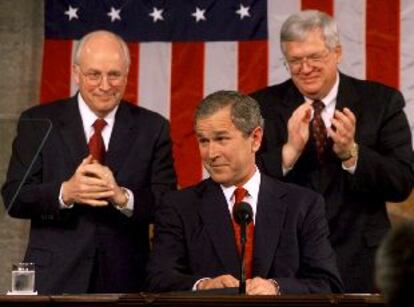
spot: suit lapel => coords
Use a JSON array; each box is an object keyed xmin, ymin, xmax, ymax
[
  {"xmin": 105, "ymin": 102, "xmax": 136, "ymax": 176},
  {"xmin": 57, "ymin": 96, "xmax": 89, "ymax": 167},
  {"xmin": 253, "ymin": 175, "xmax": 287, "ymax": 277},
  {"xmin": 316, "ymin": 73, "xmax": 362, "ymax": 194},
  {"xmin": 198, "ymin": 180, "xmax": 240, "ymax": 275}
]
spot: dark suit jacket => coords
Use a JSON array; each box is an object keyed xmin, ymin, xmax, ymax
[
  {"xmin": 146, "ymin": 175, "xmax": 344, "ymax": 294},
  {"xmin": 1, "ymin": 95, "xmax": 177, "ymax": 294},
  {"xmin": 250, "ymin": 73, "xmax": 414, "ymax": 292}
]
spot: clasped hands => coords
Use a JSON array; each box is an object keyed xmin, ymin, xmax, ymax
[
  {"xmin": 197, "ymin": 274, "xmax": 280, "ymax": 295},
  {"xmin": 61, "ymin": 155, "xmax": 127, "ymax": 207},
  {"xmin": 283, "ymin": 101, "xmax": 357, "ymax": 169}
]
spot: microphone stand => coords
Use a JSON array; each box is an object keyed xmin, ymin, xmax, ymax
[
  {"xmin": 233, "ymin": 201, "xmax": 253, "ymax": 295},
  {"xmin": 239, "ymin": 221, "xmax": 247, "ymax": 294}
]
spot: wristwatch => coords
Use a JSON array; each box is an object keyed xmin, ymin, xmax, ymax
[{"xmin": 337, "ymin": 142, "xmax": 359, "ymax": 161}]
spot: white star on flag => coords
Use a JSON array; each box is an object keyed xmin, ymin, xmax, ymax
[
  {"xmin": 235, "ymin": 4, "xmax": 251, "ymax": 20},
  {"xmin": 64, "ymin": 5, "xmax": 78, "ymax": 21},
  {"xmin": 149, "ymin": 7, "xmax": 164, "ymax": 23},
  {"xmin": 192, "ymin": 7, "xmax": 206, "ymax": 23},
  {"xmin": 107, "ymin": 7, "xmax": 121, "ymax": 22}
]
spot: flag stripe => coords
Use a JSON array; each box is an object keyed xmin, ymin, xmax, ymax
[
  {"xmin": 124, "ymin": 42, "xmax": 139, "ymax": 105},
  {"xmin": 334, "ymin": 0, "xmax": 366, "ymax": 80},
  {"xmin": 138, "ymin": 43, "xmax": 172, "ymax": 120},
  {"xmin": 170, "ymin": 42, "xmax": 204, "ymax": 187},
  {"xmin": 238, "ymin": 40, "xmax": 268, "ymax": 94},
  {"xmin": 204, "ymin": 42, "xmax": 237, "ymax": 94},
  {"xmin": 40, "ymin": 39, "xmax": 73, "ymax": 103},
  {"xmin": 301, "ymin": 0, "xmax": 334, "ymax": 15},
  {"xmin": 401, "ymin": 0, "xmax": 414, "ymax": 141},
  {"xmin": 267, "ymin": 0, "xmax": 298, "ymax": 85},
  {"xmin": 366, "ymin": 0, "xmax": 400, "ymax": 88}
]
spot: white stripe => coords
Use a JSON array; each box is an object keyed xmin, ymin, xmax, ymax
[
  {"xmin": 267, "ymin": 0, "xmax": 300, "ymax": 85},
  {"xmin": 334, "ymin": 0, "xmax": 366, "ymax": 79},
  {"xmin": 70, "ymin": 40, "xmax": 80, "ymax": 96},
  {"xmin": 401, "ymin": 0, "xmax": 414, "ymax": 144},
  {"xmin": 201, "ymin": 41, "xmax": 238, "ymax": 179},
  {"xmin": 204, "ymin": 42, "xmax": 237, "ymax": 94},
  {"xmin": 138, "ymin": 42, "xmax": 172, "ymax": 120}
]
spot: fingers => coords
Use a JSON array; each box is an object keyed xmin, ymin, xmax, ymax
[
  {"xmin": 246, "ymin": 277, "xmax": 279, "ymax": 295},
  {"xmin": 328, "ymin": 107, "xmax": 356, "ymax": 150},
  {"xmin": 62, "ymin": 156, "xmax": 118, "ymax": 207},
  {"xmin": 198, "ymin": 275, "xmax": 239, "ymax": 290},
  {"xmin": 286, "ymin": 101, "xmax": 312, "ymax": 156}
]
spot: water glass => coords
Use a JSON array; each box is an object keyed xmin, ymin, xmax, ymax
[{"xmin": 11, "ymin": 262, "xmax": 35, "ymax": 293}]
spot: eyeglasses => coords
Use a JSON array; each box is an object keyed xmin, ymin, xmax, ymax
[
  {"xmin": 76, "ymin": 66, "xmax": 126, "ymax": 86},
  {"xmin": 285, "ymin": 49, "xmax": 331, "ymax": 73}
]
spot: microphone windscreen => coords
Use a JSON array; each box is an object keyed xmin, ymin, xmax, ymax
[{"xmin": 233, "ymin": 201, "xmax": 253, "ymax": 225}]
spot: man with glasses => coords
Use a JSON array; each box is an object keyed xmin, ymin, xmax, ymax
[
  {"xmin": 251, "ymin": 10, "xmax": 414, "ymax": 292},
  {"xmin": 2, "ymin": 30, "xmax": 177, "ymax": 294}
]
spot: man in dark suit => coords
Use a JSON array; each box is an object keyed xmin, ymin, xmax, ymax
[
  {"xmin": 1, "ymin": 30, "xmax": 177, "ymax": 294},
  {"xmin": 250, "ymin": 10, "xmax": 414, "ymax": 292},
  {"xmin": 147, "ymin": 90, "xmax": 343, "ymax": 294}
]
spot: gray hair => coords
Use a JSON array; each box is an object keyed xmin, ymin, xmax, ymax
[
  {"xmin": 73, "ymin": 30, "xmax": 131, "ymax": 69},
  {"xmin": 195, "ymin": 90, "xmax": 264, "ymax": 136},
  {"xmin": 280, "ymin": 10, "xmax": 340, "ymax": 52}
]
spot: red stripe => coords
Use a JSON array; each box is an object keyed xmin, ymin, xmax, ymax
[
  {"xmin": 124, "ymin": 42, "xmax": 139, "ymax": 105},
  {"xmin": 366, "ymin": 0, "xmax": 400, "ymax": 88},
  {"xmin": 301, "ymin": 0, "xmax": 333, "ymax": 16},
  {"xmin": 40, "ymin": 40, "xmax": 73, "ymax": 104},
  {"xmin": 238, "ymin": 40, "xmax": 268, "ymax": 94},
  {"xmin": 170, "ymin": 42, "xmax": 204, "ymax": 187}
]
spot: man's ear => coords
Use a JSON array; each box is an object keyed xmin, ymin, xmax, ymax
[
  {"xmin": 72, "ymin": 64, "xmax": 80, "ymax": 85},
  {"xmin": 251, "ymin": 126, "xmax": 263, "ymax": 153}
]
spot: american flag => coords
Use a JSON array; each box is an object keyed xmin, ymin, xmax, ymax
[{"xmin": 41, "ymin": 0, "xmax": 414, "ymax": 188}]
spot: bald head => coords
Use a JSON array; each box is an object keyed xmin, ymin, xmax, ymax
[{"xmin": 74, "ymin": 30, "xmax": 130, "ymax": 71}]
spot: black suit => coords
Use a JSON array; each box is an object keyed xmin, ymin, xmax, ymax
[
  {"xmin": 1, "ymin": 95, "xmax": 177, "ymax": 294},
  {"xmin": 250, "ymin": 73, "xmax": 414, "ymax": 292},
  {"xmin": 147, "ymin": 175, "xmax": 343, "ymax": 294}
]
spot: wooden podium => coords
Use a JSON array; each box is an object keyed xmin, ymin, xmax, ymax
[{"xmin": 0, "ymin": 293, "xmax": 385, "ymax": 307}]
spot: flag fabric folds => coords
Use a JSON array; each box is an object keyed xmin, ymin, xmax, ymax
[{"xmin": 41, "ymin": 0, "xmax": 413, "ymax": 187}]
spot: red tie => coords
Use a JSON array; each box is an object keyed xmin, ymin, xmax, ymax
[
  {"xmin": 231, "ymin": 187, "xmax": 254, "ymax": 279},
  {"xmin": 312, "ymin": 100, "xmax": 327, "ymax": 162},
  {"xmin": 89, "ymin": 119, "xmax": 107, "ymax": 163}
]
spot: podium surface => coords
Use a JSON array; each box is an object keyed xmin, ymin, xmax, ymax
[{"xmin": 0, "ymin": 293, "xmax": 385, "ymax": 307}]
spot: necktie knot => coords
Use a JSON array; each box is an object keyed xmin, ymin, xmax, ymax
[
  {"xmin": 234, "ymin": 187, "xmax": 247, "ymax": 204},
  {"xmin": 93, "ymin": 118, "xmax": 107, "ymax": 133},
  {"xmin": 312, "ymin": 100, "xmax": 325, "ymax": 113}
]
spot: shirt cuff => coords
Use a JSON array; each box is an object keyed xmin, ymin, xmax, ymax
[
  {"xmin": 58, "ymin": 184, "xmax": 74, "ymax": 209},
  {"xmin": 192, "ymin": 277, "xmax": 211, "ymax": 291},
  {"xmin": 114, "ymin": 187, "xmax": 134, "ymax": 217},
  {"xmin": 341, "ymin": 158, "xmax": 358, "ymax": 174}
]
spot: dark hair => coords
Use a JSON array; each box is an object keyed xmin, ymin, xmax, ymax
[
  {"xmin": 194, "ymin": 90, "xmax": 264, "ymax": 136},
  {"xmin": 376, "ymin": 222, "xmax": 414, "ymax": 307}
]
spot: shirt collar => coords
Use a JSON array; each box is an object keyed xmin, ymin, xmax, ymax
[
  {"xmin": 221, "ymin": 168, "xmax": 261, "ymax": 204},
  {"xmin": 304, "ymin": 71, "xmax": 340, "ymax": 107},
  {"xmin": 77, "ymin": 93, "xmax": 118, "ymax": 131}
]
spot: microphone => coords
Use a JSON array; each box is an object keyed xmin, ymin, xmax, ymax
[{"xmin": 232, "ymin": 201, "xmax": 253, "ymax": 294}]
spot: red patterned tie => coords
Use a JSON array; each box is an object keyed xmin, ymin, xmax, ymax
[
  {"xmin": 231, "ymin": 187, "xmax": 254, "ymax": 279},
  {"xmin": 89, "ymin": 119, "xmax": 107, "ymax": 164},
  {"xmin": 312, "ymin": 100, "xmax": 327, "ymax": 162}
]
